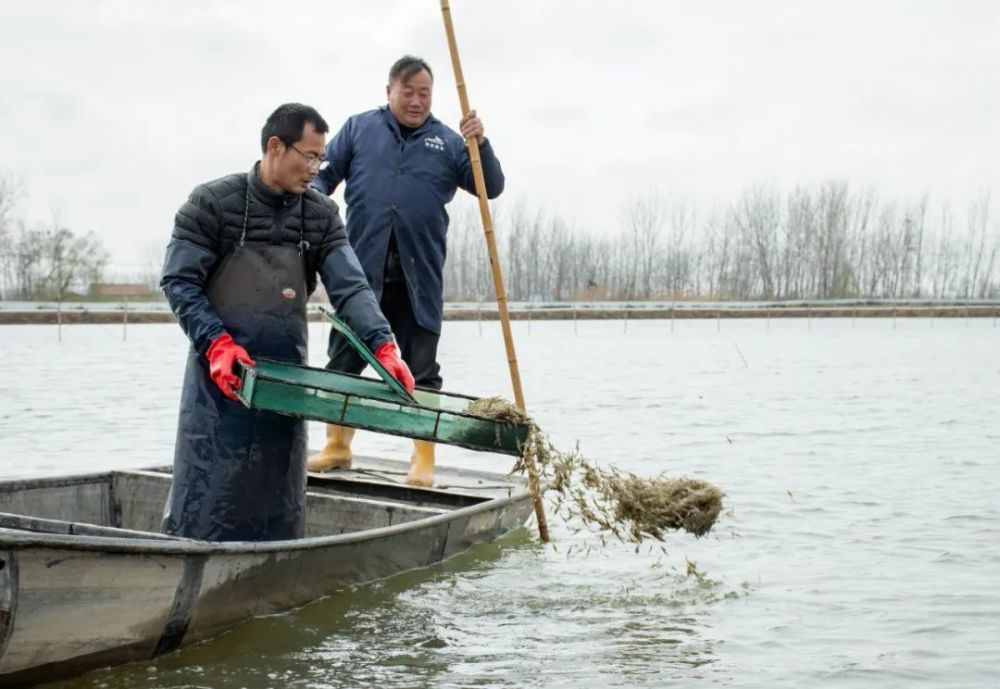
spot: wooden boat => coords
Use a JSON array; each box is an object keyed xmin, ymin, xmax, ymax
[{"xmin": 0, "ymin": 458, "xmax": 534, "ymax": 686}]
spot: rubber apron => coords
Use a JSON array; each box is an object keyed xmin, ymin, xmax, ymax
[{"xmin": 163, "ymin": 182, "xmax": 310, "ymax": 541}]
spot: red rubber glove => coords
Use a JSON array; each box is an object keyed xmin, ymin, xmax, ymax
[
  {"xmin": 374, "ymin": 341, "xmax": 415, "ymax": 393},
  {"xmin": 206, "ymin": 333, "xmax": 256, "ymax": 401}
]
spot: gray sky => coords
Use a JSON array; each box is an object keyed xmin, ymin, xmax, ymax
[{"xmin": 1, "ymin": 0, "xmax": 997, "ymax": 272}]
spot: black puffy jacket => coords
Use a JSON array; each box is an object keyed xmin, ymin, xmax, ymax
[
  {"xmin": 161, "ymin": 164, "xmax": 391, "ymax": 354},
  {"xmin": 171, "ymin": 165, "xmax": 344, "ymax": 296}
]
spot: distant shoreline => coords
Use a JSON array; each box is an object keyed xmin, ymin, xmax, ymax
[{"xmin": 2, "ymin": 303, "xmax": 998, "ymax": 324}]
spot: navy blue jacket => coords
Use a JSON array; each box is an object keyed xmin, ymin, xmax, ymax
[{"xmin": 312, "ymin": 106, "xmax": 505, "ymax": 333}]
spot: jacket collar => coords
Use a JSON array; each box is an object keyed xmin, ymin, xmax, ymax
[
  {"xmin": 249, "ymin": 162, "xmax": 301, "ymax": 208},
  {"xmin": 379, "ymin": 105, "xmax": 438, "ymax": 140}
]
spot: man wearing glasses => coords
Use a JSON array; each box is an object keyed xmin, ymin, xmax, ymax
[
  {"xmin": 309, "ymin": 55, "xmax": 505, "ymax": 487},
  {"xmin": 160, "ymin": 103, "xmax": 414, "ymax": 542}
]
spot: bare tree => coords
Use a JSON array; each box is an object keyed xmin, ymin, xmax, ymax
[
  {"xmin": 964, "ymin": 192, "xmax": 997, "ymax": 298},
  {"xmin": 0, "ymin": 171, "xmax": 25, "ymax": 298},
  {"xmin": 621, "ymin": 195, "xmax": 664, "ymax": 299},
  {"xmin": 733, "ymin": 187, "xmax": 781, "ymax": 298},
  {"xmin": 33, "ymin": 214, "xmax": 109, "ymax": 301}
]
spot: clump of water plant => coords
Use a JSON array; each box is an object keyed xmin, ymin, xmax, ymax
[{"xmin": 465, "ymin": 397, "xmax": 724, "ymax": 543}]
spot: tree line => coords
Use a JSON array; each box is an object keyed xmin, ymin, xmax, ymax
[
  {"xmin": 444, "ymin": 181, "xmax": 998, "ymax": 302},
  {"xmin": 2, "ymin": 169, "xmax": 996, "ymax": 302}
]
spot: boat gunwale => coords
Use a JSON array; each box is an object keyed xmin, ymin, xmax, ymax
[{"xmin": 0, "ymin": 469, "xmax": 534, "ymax": 556}]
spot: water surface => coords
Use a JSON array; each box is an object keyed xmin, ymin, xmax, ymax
[{"xmin": 1, "ymin": 317, "xmax": 997, "ymax": 688}]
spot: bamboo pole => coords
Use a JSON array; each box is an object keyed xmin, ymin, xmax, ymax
[{"xmin": 440, "ymin": 0, "xmax": 550, "ymax": 542}]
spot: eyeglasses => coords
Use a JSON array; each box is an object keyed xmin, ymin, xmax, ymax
[{"xmin": 288, "ymin": 144, "xmax": 325, "ymax": 171}]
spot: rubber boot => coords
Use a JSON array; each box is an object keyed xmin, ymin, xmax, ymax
[
  {"xmin": 407, "ymin": 439, "xmax": 436, "ymax": 487},
  {"xmin": 307, "ymin": 424, "xmax": 355, "ymax": 472}
]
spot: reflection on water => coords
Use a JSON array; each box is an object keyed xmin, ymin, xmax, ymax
[
  {"xmin": 51, "ymin": 531, "xmax": 739, "ymax": 689},
  {"xmin": 3, "ymin": 318, "xmax": 999, "ymax": 688}
]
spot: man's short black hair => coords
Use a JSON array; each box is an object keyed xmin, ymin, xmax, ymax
[
  {"xmin": 389, "ymin": 55, "xmax": 433, "ymax": 85},
  {"xmin": 260, "ymin": 103, "xmax": 329, "ymax": 153}
]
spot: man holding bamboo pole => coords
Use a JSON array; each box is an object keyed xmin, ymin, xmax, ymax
[{"xmin": 308, "ymin": 55, "xmax": 505, "ymax": 486}]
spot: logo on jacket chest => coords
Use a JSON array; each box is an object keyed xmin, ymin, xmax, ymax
[
  {"xmin": 282, "ymin": 287, "xmax": 297, "ymax": 300},
  {"xmin": 423, "ymin": 135, "xmax": 445, "ymax": 152}
]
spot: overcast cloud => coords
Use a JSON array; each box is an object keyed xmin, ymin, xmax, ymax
[{"xmin": 1, "ymin": 0, "xmax": 997, "ymax": 271}]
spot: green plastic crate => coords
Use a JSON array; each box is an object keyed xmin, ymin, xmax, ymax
[{"xmin": 234, "ymin": 310, "xmax": 528, "ymax": 456}]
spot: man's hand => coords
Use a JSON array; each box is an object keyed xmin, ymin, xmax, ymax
[
  {"xmin": 459, "ymin": 109, "xmax": 485, "ymax": 144},
  {"xmin": 206, "ymin": 333, "xmax": 256, "ymax": 401},
  {"xmin": 374, "ymin": 341, "xmax": 416, "ymax": 393}
]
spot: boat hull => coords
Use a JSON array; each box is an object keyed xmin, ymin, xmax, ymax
[{"xmin": 0, "ymin": 460, "xmax": 532, "ymax": 686}]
